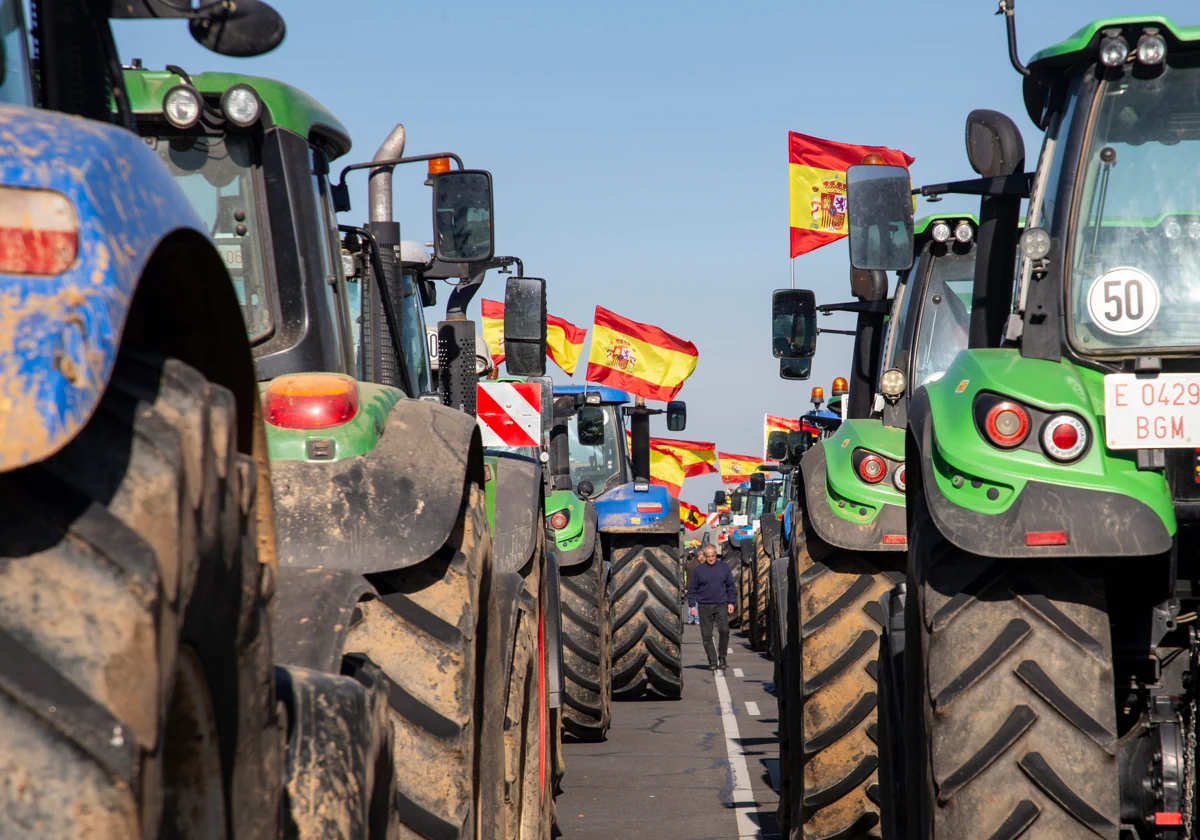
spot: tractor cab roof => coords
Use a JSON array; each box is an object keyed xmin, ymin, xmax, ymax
[
  {"xmin": 124, "ymin": 68, "xmax": 351, "ymax": 160},
  {"xmin": 553, "ymin": 385, "xmax": 631, "ymax": 405}
]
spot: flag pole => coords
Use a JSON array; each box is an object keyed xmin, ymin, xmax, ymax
[{"xmin": 790, "ymin": 256, "xmax": 794, "ymax": 289}]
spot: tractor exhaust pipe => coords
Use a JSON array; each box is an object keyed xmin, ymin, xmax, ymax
[
  {"xmin": 363, "ymin": 124, "xmax": 406, "ymax": 387},
  {"xmin": 368, "ymin": 123, "xmax": 406, "ymax": 224}
]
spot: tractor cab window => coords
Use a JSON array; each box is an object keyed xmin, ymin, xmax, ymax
[
  {"xmin": 311, "ymin": 150, "xmax": 354, "ymax": 374},
  {"xmin": 399, "ymin": 273, "xmax": 431, "ymax": 395},
  {"xmin": 154, "ymin": 134, "xmax": 272, "ymax": 342},
  {"xmin": 912, "ymin": 243, "xmax": 975, "ymax": 387},
  {"xmin": 0, "ymin": 0, "xmax": 32, "ymax": 107},
  {"xmin": 567, "ymin": 406, "xmax": 623, "ymax": 494},
  {"xmin": 1068, "ymin": 64, "xmax": 1200, "ymax": 355},
  {"xmin": 880, "ymin": 252, "xmax": 922, "ymax": 378}
]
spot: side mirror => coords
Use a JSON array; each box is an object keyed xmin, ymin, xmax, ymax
[
  {"xmin": 576, "ymin": 405, "xmax": 605, "ymax": 446},
  {"xmin": 431, "ymin": 170, "xmax": 494, "ymax": 262},
  {"xmin": 749, "ymin": 472, "xmax": 766, "ymax": 493},
  {"xmin": 846, "ymin": 164, "xmax": 914, "ymax": 271},
  {"xmin": 719, "ymin": 512, "xmax": 732, "ymax": 526},
  {"xmin": 707, "ymin": 502, "xmax": 717, "ymax": 514},
  {"xmin": 576, "ymin": 479, "xmax": 595, "ymax": 499},
  {"xmin": 772, "ymin": 289, "xmax": 817, "ymax": 359},
  {"xmin": 503, "ymin": 276, "xmax": 547, "ymax": 377},
  {"xmin": 787, "ymin": 429, "xmax": 812, "ymax": 460},
  {"xmin": 714, "ymin": 490, "xmax": 727, "ymax": 507},
  {"xmin": 780, "ymin": 358, "xmax": 812, "ymax": 380},
  {"xmin": 850, "ymin": 267, "xmax": 889, "ymax": 302},
  {"xmin": 188, "ymin": 0, "xmax": 286, "ymax": 57},
  {"xmin": 730, "ymin": 491, "xmax": 745, "ymax": 514},
  {"xmin": 966, "ymin": 109, "xmax": 1025, "ymax": 179},
  {"xmin": 418, "ymin": 278, "xmax": 437, "ymax": 308},
  {"xmin": 666, "ymin": 401, "xmax": 687, "ymax": 432},
  {"xmin": 765, "ymin": 430, "xmax": 788, "ymax": 462}
]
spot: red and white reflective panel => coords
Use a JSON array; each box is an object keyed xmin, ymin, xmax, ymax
[
  {"xmin": 1105, "ymin": 373, "xmax": 1200, "ymax": 449},
  {"xmin": 706, "ymin": 512, "xmax": 720, "ymax": 527},
  {"xmin": 476, "ymin": 381, "xmax": 543, "ymax": 447},
  {"xmin": 0, "ymin": 187, "xmax": 78, "ymax": 275}
]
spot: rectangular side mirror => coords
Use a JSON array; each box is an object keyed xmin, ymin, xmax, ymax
[
  {"xmin": 772, "ymin": 289, "xmax": 817, "ymax": 359},
  {"xmin": 666, "ymin": 400, "xmax": 686, "ymax": 432},
  {"xmin": 787, "ymin": 429, "xmax": 813, "ymax": 460},
  {"xmin": 576, "ymin": 405, "xmax": 605, "ymax": 446},
  {"xmin": 846, "ymin": 163, "xmax": 914, "ymax": 271},
  {"xmin": 765, "ymin": 430, "xmax": 788, "ymax": 462},
  {"xmin": 780, "ymin": 358, "xmax": 812, "ymax": 380},
  {"xmin": 431, "ymin": 170, "xmax": 494, "ymax": 262},
  {"xmin": 749, "ymin": 472, "xmax": 766, "ymax": 492},
  {"xmin": 503, "ymin": 276, "xmax": 547, "ymax": 377},
  {"xmin": 707, "ymin": 502, "xmax": 717, "ymax": 513},
  {"xmin": 714, "ymin": 490, "xmax": 727, "ymax": 507},
  {"xmin": 719, "ymin": 512, "xmax": 732, "ymax": 526}
]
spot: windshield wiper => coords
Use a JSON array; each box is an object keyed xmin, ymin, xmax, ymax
[{"xmin": 1088, "ymin": 146, "xmax": 1117, "ymax": 260}]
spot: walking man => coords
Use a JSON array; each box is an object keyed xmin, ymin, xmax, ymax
[{"xmin": 686, "ymin": 544, "xmax": 736, "ymax": 671}]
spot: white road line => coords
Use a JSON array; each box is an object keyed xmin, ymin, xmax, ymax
[
  {"xmin": 745, "ymin": 701, "xmax": 761, "ymax": 716},
  {"xmin": 715, "ymin": 669, "xmax": 760, "ymax": 839},
  {"xmin": 733, "ymin": 668, "xmax": 745, "ymax": 678}
]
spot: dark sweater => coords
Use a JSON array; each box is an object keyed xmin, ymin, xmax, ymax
[{"xmin": 686, "ymin": 560, "xmax": 737, "ymax": 605}]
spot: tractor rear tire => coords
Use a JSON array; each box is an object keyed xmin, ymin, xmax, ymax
[
  {"xmin": 560, "ymin": 545, "xmax": 611, "ymax": 742},
  {"xmin": 0, "ymin": 353, "xmax": 277, "ymax": 838},
  {"xmin": 771, "ymin": 557, "xmax": 793, "ymax": 834},
  {"xmin": 906, "ymin": 493, "xmax": 1119, "ymax": 839},
  {"xmin": 752, "ymin": 534, "xmax": 772, "ymax": 654},
  {"xmin": 738, "ymin": 562, "xmax": 752, "ymax": 635},
  {"xmin": 344, "ymin": 483, "xmax": 505, "ymax": 840},
  {"xmin": 610, "ymin": 540, "xmax": 683, "ymax": 701}
]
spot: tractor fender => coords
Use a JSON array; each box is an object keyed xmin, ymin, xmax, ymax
[
  {"xmin": 760, "ymin": 514, "xmax": 784, "ymax": 560},
  {"xmin": 491, "ymin": 452, "xmax": 544, "ymax": 576},
  {"xmin": 594, "ymin": 482, "xmax": 679, "ymax": 535},
  {"xmin": 272, "ymin": 566, "xmax": 377, "ymax": 673},
  {"xmin": 553, "ymin": 502, "xmax": 598, "ymax": 569},
  {"xmin": 0, "ymin": 104, "xmax": 256, "ymax": 471},
  {"xmin": 801, "ymin": 443, "xmax": 908, "ymax": 552},
  {"xmin": 271, "ymin": 398, "xmax": 484, "ymax": 573},
  {"xmin": 544, "ymin": 551, "xmax": 565, "ymax": 709},
  {"xmin": 782, "ymin": 500, "xmax": 794, "ymax": 544},
  {"xmin": 495, "ymin": 569, "xmax": 537, "ymax": 706},
  {"xmin": 740, "ymin": 538, "xmax": 754, "ymax": 568}
]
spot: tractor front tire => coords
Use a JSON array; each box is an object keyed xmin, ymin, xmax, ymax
[
  {"xmin": 751, "ymin": 533, "xmax": 772, "ymax": 654},
  {"xmin": 610, "ymin": 540, "xmax": 683, "ymax": 701},
  {"xmin": 560, "ymin": 545, "xmax": 611, "ymax": 742}
]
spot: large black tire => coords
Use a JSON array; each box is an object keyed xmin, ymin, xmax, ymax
[
  {"xmin": 796, "ymin": 542, "xmax": 892, "ymax": 840},
  {"xmin": 723, "ymin": 549, "xmax": 743, "ymax": 628},
  {"xmin": 344, "ymin": 483, "xmax": 506, "ymax": 840},
  {"xmin": 751, "ymin": 533, "xmax": 771, "ymax": 654},
  {"xmin": 771, "ymin": 557, "xmax": 792, "ymax": 833},
  {"xmin": 906, "ymin": 494, "xmax": 1119, "ymax": 839},
  {"xmin": 559, "ymin": 544, "xmax": 611, "ymax": 742},
  {"xmin": 738, "ymin": 561, "xmax": 752, "ymax": 635},
  {"xmin": 0, "ymin": 353, "xmax": 277, "ymax": 838},
  {"xmin": 610, "ymin": 539, "xmax": 683, "ymax": 701}
]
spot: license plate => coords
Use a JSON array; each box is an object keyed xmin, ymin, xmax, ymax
[
  {"xmin": 213, "ymin": 239, "xmax": 244, "ymax": 274},
  {"xmin": 1104, "ymin": 373, "xmax": 1200, "ymax": 449}
]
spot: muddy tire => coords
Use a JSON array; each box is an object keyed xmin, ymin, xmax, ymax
[
  {"xmin": 560, "ymin": 545, "xmax": 611, "ymax": 742},
  {"xmin": 344, "ymin": 483, "xmax": 505, "ymax": 840},
  {"xmin": 906, "ymin": 494, "xmax": 1119, "ymax": 839},
  {"xmin": 610, "ymin": 540, "xmax": 683, "ymax": 701},
  {"xmin": 0, "ymin": 353, "xmax": 276, "ymax": 838},
  {"xmin": 771, "ymin": 557, "xmax": 793, "ymax": 834},
  {"xmin": 738, "ymin": 561, "xmax": 752, "ymax": 634},
  {"xmin": 796, "ymin": 541, "xmax": 892, "ymax": 840},
  {"xmin": 751, "ymin": 534, "xmax": 771, "ymax": 653}
]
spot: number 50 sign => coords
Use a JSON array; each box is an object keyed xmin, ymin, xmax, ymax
[{"xmin": 1087, "ymin": 267, "xmax": 1160, "ymax": 336}]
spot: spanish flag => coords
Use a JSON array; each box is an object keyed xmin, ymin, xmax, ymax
[
  {"xmin": 649, "ymin": 446, "xmax": 685, "ymax": 497},
  {"xmin": 481, "ymin": 299, "xmax": 506, "ymax": 365},
  {"xmin": 680, "ymin": 501, "xmax": 706, "ymax": 531},
  {"xmin": 789, "ymin": 131, "xmax": 914, "ymax": 258},
  {"xmin": 650, "ymin": 437, "xmax": 718, "ymax": 478},
  {"xmin": 586, "ymin": 306, "xmax": 698, "ymax": 402},
  {"xmin": 547, "ymin": 313, "xmax": 586, "ymax": 376},
  {"xmin": 718, "ymin": 451, "xmax": 762, "ymax": 485}
]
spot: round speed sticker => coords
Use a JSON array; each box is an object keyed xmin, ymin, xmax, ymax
[{"xmin": 1087, "ymin": 266, "xmax": 1160, "ymax": 336}]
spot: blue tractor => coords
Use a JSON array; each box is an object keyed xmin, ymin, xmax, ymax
[
  {"xmin": 556, "ymin": 384, "xmax": 687, "ymax": 701},
  {"xmin": 0, "ymin": 0, "xmax": 293, "ymax": 835}
]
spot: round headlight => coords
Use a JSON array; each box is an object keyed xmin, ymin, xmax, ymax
[
  {"xmin": 1137, "ymin": 31, "xmax": 1166, "ymax": 65},
  {"xmin": 879, "ymin": 368, "xmax": 906, "ymax": 400},
  {"xmin": 1165, "ymin": 219, "xmax": 1182, "ymax": 240},
  {"xmin": 1019, "ymin": 227, "xmax": 1051, "ymax": 260},
  {"xmin": 1099, "ymin": 36, "xmax": 1129, "ymax": 67},
  {"xmin": 163, "ymin": 84, "xmax": 201, "ymax": 129},
  {"xmin": 931, "ymin": 222, "xmax": 951, "ymax": 243},
  {"xmin": 954, "ymin": 222, "xmax": 974, "ymax": 243},
  {"xmin": 221, "ymin": 84, "xmax": 261, "ymax": 128},
  {"xmin": 1188, "ymin": 222, "xmax": 1200, "ymax": 240}
]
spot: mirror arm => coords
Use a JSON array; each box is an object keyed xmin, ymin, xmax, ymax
[
  {"xmin": 916, "ymin": 172, "xmax": 1033, "ymax": 200},
  {"xmin": 818, "ymin": 328, "xmax": 857, "ymax": 336},
  {"xmin": 421, "ymin": 256, "xmax": 522, "ymax": 282},
  {"xmin": 817, "ymin": 299, "xmax": 891, "ymax": 315},
  {"xmin": 445, "ymin": 265, "xmax": 488, "ymax": 319},
  {"xmin": 334, "ymin": 152, "xmax": 466, "ymax": 194},
  {"xmin": 339, "ymin": 224, "xmax": 410, "ymax": 380}
]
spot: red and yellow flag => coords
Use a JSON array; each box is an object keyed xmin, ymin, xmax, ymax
[
  {"xmin": 650, "ymin": 437, "xmax": 718, "ymax": 478},
  {"xmin": 649, "ymin": 447, "xmax": 685, "ymax": 497},
  {"xmin": 680, "ymin": 501, "xmax": 706, "ymax": 531},
  {"xmin": 481, "ymin": 299, "xmax": 505, "ymax": 364},
  {"xmin": 718, "ymin": 451, "xmax": 762, "ymax": 485},
  {"xmin": 764, "ymin": 414, "xmax": 801, "ymax": 459},
  {"xmin": 789, "ymin": 131, "xmax": 914, "ymax": 258},
  {"xmin": 585, "ymin": 306, "xmax": 698, "ymax": 402},
  {"xmin": 547, "ymin": 313, "xmax": 586, "ymax": 376}
]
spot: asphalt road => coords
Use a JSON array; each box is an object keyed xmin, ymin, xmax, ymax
[{"xmin": 555, "ymin": 621, "xmax": 782, "ymax": 839}]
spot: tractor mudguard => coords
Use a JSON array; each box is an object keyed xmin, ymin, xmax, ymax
[
  {"xmin": 490, "ymin": 452, "xmax": 544, "ymax": 576},
  {"xmin": 0, "ymin": 104, "xmax": 225, "ymax": 470},
  {"xmin": 783, "ymin": 500, "xmax": 794, "ymax": 544},
  {"xmin": 740, "ymin": 539, "xmax": 754, "ymax": 568},
  {"xmin": 544, "ymin": 551, "xmax": 565, "ymax": 709},
  {"xmin": 271, "ymin": 399, "xmax": 482, "ymax": 573},
  {"xmin": 760, "ymin": 514, "xmax": 784, "ymax": 560},
  {"xmin": 272, "ymin": 566, "xmax": 376, "ymax": 672},
  {"xmin": 909, "ymin": 386, "xmax": 1173, "ymax": 558},
  {"xmin": 594, "ymin": 482, "xmax": 679, "ymax": 535},
  {"xmin": 553, "ymin": 502, "xmax": 598, "ymax": 569},
  {"xmin": 496, "ymin": 569, "xmax": 537, "ymax": 704},
  {"xmin": 801, "ymin": 444, "xmax": 908, "ymax": 552}
]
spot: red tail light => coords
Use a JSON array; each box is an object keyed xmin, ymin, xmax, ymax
[
  {"xmin": 858, "ymin": 453, "xmax": 887, "ymax": 484},
  {"xmin": 636, "ymin": 502, "xmax": 663, "ymax": 513},
  {"xmin": 892, "ymin": 464, "xmax": 906, "ymax": 493},
  {"xmin": 0, "ymin": 187, "xmax": 79, "ymax": 275},
  {"xmin": 882, "ymin": 534, "xmax": 907, "ymax": 545},
  {"xmin": 984, "ymin": 401, "xmax": 1030, "ymax": 448},
  {"xmin": 1041, "ymin": 414, "xmax": 1088, "ymax": 461},
  {"xmin": 264, "ymin": 374, "xmax": 359, "ymax": 429},
  {"xmin": 550, "ymin": 511, "xmax": 569, "ymax": 530}
]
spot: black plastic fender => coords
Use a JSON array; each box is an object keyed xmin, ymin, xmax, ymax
[
  {"xmin": 740, "ymin": 538, "xmax": 754, "ymax": 568},
  {"xmin": 801, "ymin": 443, "xmax": 908, "ymax": 553},
  {"xmin": 271, "ymin": 399, "xmax": 483, "ymax": 573},
  {"xmin": 544, "ymin": 551, "xmax": 565, "ymax": 709},
  {"xmin": 491, "ymin": 452, "xmax": 544, "ymax": 575},
  {"xmin": 760, "ymin": 515, "xmax": 784, "ymax": 560},
  {"xmin": 908, "ymin": 388, "xmax": 1172, "ymax": 558},
  {"xmin": 273, "ymin": 566, "xmax": 377, "ymax": 673},
  {"xmin": 770, "ymin": 556, "xmax": 789, "ymax": 658},
  {"xmin": 554, "ymin": 502, "xmax": 598, "ymax": 569},
  {"xmin": 496, "ymin": 569, "xmax": 536, "ymax": 706}
]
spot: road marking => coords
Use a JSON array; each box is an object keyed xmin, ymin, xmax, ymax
[
  {"xmin": 715, "ymin": 669, "xmax": 760, "ymax": 839},
  {"xmin": 733, "ymin": 668, "xmax": 745, "ymax": 678},
  {"xmin": 745, "ymin": 701, "xmax": 760, "ymax": 716}
]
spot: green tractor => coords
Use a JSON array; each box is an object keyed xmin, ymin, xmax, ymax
[
  {"xmin": 769, "ymin": 214, "xmax": 979, "ymax": 839},
  {"xmin": 127, "ymin": 68, "xmax": 553, "ymax": 837},
  {"xmin": 847, "ymin": 8, "xmax": 1200, "ymax": 838}
]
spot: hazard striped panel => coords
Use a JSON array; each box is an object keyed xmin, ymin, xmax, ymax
[
  {"xmin": 706, "ymin": 512, "xmax": 720, "ymax": 527},
  {"xmin": 477, "ymin": 382, "xmax": 543, "ymax": 448}
]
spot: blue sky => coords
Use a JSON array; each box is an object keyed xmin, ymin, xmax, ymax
[{"xmin": 116, "ymin": 1, "xmax": 1197, "ymax": 508}]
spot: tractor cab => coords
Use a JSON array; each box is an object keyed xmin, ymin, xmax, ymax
[{"xmin": 554, "ymin": 385, "xmax": 633, "ymax": 501}]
